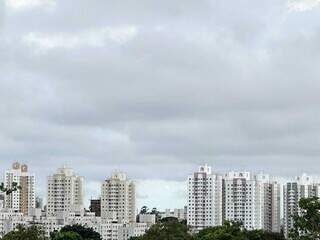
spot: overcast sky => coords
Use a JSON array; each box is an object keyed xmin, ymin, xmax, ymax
[{"xmin": 1, "ymin": 0, "xmax": 320, "ymax": 210}]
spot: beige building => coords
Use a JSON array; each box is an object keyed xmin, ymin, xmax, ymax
[
  {"xmin": 4, "ymin": 162, "xmax": 35, "ymax": 215},
  {"xmin": 47, "ymin": 167, "xmax": 84, "ymax": 216},
  {"xmin": 101, "ymin": 172, "xmax": 135, "ymax": 223}
]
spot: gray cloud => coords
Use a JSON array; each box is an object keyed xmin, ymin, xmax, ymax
[{"xmin": 1, "ymin": 0, "xmax": 320, "ymax": 209}]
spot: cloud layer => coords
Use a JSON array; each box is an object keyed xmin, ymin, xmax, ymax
[{"xmin": 1, "ymin": 0, "xmax": 320, "ymax": 209}]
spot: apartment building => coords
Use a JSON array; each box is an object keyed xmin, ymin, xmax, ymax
[
  {"xmin": 101, "ymin": 172, "xmax": 135, "ymax": 223},
  {"xmin": 283, "ymin": 174, "xmax": 320, "ymax": 237},
  {"xmin": 188, "ymin": 166, "xmax": 281, "ymax": 232},
  {"xmin": 187, "ymin": 165, "xmax": 223, "ymax": 231},
  {"xmin": 4, "ymin": 162, "xmax": 35, "ymax": 215},
  {"xmin": 47, "ymin": 167, "xmax": 84, "ymax": 216},
  {"xmin": 223, "ymin": 171, "xmax": 256, "ymax": 230}
]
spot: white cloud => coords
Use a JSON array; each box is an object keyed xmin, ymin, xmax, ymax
[
  {"xmin": 5, "ymin": 0, "xmax": 55, "ymax": 11},
  {"xmin": 136, "ymin": 180, "xmax": 187, "ymax": 210},
  {"xmin": 287, "ymin": 0, "xmax": 320, "ymax": 11},
  {"xmin": 22, "ymin": 26, "xmax": 138, "ymax": 51}
]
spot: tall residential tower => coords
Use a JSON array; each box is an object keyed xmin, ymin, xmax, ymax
[
  {"xmin": 47, "ymin": 167, "xmax": 84, "ymax": 216},
  {"xmin": 187, "ymin": 165, "xmax": 281, "ymax": 232},
  {"xmin": 101, "ymin": 172, "xmax": 135, "ymax": 223},
  {"xmin": 4, "ymin": 162, "xmax": 35, "ymax": 215},
  {"xmin": 283, "ymin": 174, "xmax": 320, "ymax": 237},
  {"xmin": 187, "ymin": 165, "xmax": 223, "ymax": 231}
]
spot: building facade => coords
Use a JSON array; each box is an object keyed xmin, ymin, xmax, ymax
[
  {"xmin": 101, "ymin": 172, "xmax": 135, "ymax": 223},
  {"xmin": 188, "ymin": 166, "xmax": 281, "ymax": 233},
  {"xmin": 4, "ymin": 162, "xmax": 35, "ymax": 215},
  {"xmin": 223, "ymin": 171, "xmax": 256, "ymax": 230},
  {"xmin": 283, "ymin": 174, "xmax": 320, "ymax": 237},
  {"xmin": 187, "ymin": 165, "xmax": 223, "ymax": 231},
  {"xmin": 47, "ymin": 167, "xmax": 84, "ymax": 216},
  {"xmin": 255, "ymin": 174, "xmax": 280, "ymax": 232}
]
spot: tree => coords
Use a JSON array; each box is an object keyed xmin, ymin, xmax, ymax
[
  {"xmin": 195, "ymin": 221, "xmax": 247, "ymax": 240},
  {"xmin": 55, "ymin": 224, "xmax": 101, "ymax": 240},
  {"xmin": 290, "ymin": 196, "xmax": 320, "ymax": 240},
  {"xmin": 150, "ymin": 207, "xmax": 161, "ymax": 222},
  {"xmin": 50, "ymin": 231, "xmax": 82, "ymax": 240},
  {"xmin": 1, "ymin": 225, "xmax": 47, "ymax": 240},
  {"xmin": 261, "ymin": 231, "xmax": 285, "ymax": 240},
  {"xmin": 0, "ymin": 182, "xmax": 21, "ymax": 195},
  {"xmin": 140, "ymin": 206, "xmax": 149, "ymax": 214},
  {"xmin": 195, "ymin": 221, "xmax": 285, "ymax": 240}
]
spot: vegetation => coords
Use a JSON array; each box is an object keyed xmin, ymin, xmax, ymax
[
  {"xmin": 130, "ymin": 218, "xmax": 285, "ymax": 240},
  {"xmin": 0, "ymin": 224, "xmax": 101, "ymax": 240},
  {"xmin": 11, "ymin": 197, "xmax": 320, "ymax": 240},
  {"xmin": 50, "ymin": 231, "xmax": 82, "ymax": 240},
  {"xmin": 0, "ymin": 182, "xmax": 21, "ymax": 195},
  {"xmin": 290, "ymin": 196, "xmax": 320, "ymax": 240},
  {"xmin": 194, "ymin": 221, "xmax": 285, "ymax": 240},
  {"xmin": 51, "ymin": 224, "xmax": 102, "ymax": 240},
  {"xmin": 1, "ymin": 225, "xmax": 47, "ymax": 240}
]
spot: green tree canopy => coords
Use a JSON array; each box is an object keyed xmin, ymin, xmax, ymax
[
  {"xmin": 195, "ymin": 221, "xmax": 285, "ymax": 240},
  {"xmin": 140, "ymin": 206, "xmax": 149, "ymax": 214},
  {"xmin": 0, "ymin": 182, "xmax": 21, "ymax": 195},
  {"xmin": 55, "ymin": 224, "xmax": 101, "ymax": 240},
  {"xmin": 195, "ymin": 221, "xmax": 247, "ymax": 240},
  {"xmin": 50, "ymin": 231, "xmax": 83, "ymax": 240},
  {"xmin": 290, "ymin": 196, "xmax": 320, "ymax": 240},
  {"xmin": 1, "ymin": 225, "xmax": 47, "ymax": 240}
]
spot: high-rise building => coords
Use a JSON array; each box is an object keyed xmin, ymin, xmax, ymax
[
  {"xmin": 223, "ymin": 171, "xmax": 256, "ymax": 230},
  {"xmin": 101, "ymin": 171, "xmax": 135, "ymax": 223},
  {"xmin": 89, "ymin": 198, "xmax": 101, "ymax": 217},
  {"xmin": 47, "ymin": 167, "xmax": 84, "ymax": 216},
  {"xmin": 283, "ymin": 174, "xmax": 320, "ymax": 237},
  {"xmin": 187, "ymin": 166, "xmax": 281, "ymax": 232},
  {"xmin": 255, "ymin": 174, "xmax": 281, "ymax": 233},
  {"xmin": 187, "ymin": 165, "xmax": 223, "ymax": 231},
  {"xmin": 223, "ymin": 172, "xmax": 281, "ymax": 231},
  {"xmin": 4, "ymin": 162, "xmax": 35, "ymax": 215}
]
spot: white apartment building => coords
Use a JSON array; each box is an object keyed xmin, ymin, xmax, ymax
[
  {"xmin": 138, "ymin": 214, "xmax": 156, "ymax": 226},
  {"xmin": 255, "ymin": 174, "xmax": 280, "ymax": 233},
  {"xmin": 224, "ymin": 172, "xmax": 280, "ymax": 231},
  {"xmin": 223, "ymin": 171, "xmax": 256, "ymax": 230},
  {"xmin": 0, "ymin": 209, "xmax": 25, "ymax": 237},
  {"xmin": 187, "ymin": 165, "xmax": 223, "ymax": 231},
  {"xmin": 101, "ymin": 172, "xmax": 135, "ymax": 223},
  {"xmin": 283, "ymin": 174, "xmax": 320, "ymax": 237},
  {"xmin": 117, "ymin": 223, "xmax": 148, "ymax": 240},
  {"xmin": 161, "ymin": 207, "xmax": 187, "ymax": 221},
  {"xmin": 47, "ymin": 167, "xmax": 84, "ymax": 216},
  {"xmin": 188, "ymin": 166, "xmax": 281, "ymax": 232},
  {"xmin": 4, "ymin": 162, "xmax": 35, "ymax": 215},
  {"xmin": 0, "ymin": 209, "xmax": 147, "ymax": 240}
]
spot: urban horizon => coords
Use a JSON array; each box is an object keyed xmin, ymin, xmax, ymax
[
  {"xmin": 1, "ymin": 0, "xmax": 320, "ymax": 238},
  {"xmin": 2, "ymin": 161, "xmax": 320, "ymax": 211}
]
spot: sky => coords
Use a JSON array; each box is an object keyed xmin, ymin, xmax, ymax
[{"xmin": 1, "ymin": 0, "xmax": 320, "ymax": 210}]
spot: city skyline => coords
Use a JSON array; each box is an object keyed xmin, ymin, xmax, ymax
[
  {"xmin": 2, "ymin": 0, "xmax": 320, "ymax": 217},
  {"xmin": 2, "ymin": 161, "xmax": 320, "ymax": 212}
]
